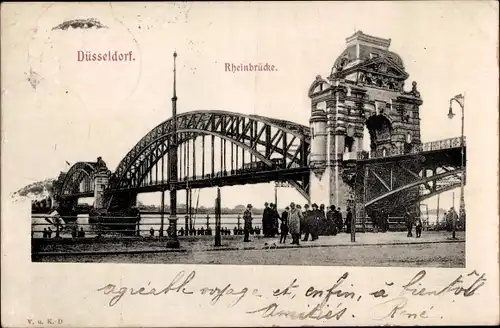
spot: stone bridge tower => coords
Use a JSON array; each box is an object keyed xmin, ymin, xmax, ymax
[{"xmin": 308, "ymin": 31, "xmax": 423, "ymax": 213}]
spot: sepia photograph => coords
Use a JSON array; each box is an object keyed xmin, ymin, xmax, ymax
[
  {"xmin": 2, "ymin": 2, "xmax": 498, "ymax": 327},
  {"xmin": 26, "ymin": 26, "xmax": 466, "ymax": 268}
]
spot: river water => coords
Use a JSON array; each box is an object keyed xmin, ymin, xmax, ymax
[{"xmin": 32, "ymin": 213, "xmax": 260, "ymax": 238}]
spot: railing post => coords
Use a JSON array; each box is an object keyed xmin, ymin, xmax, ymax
[{"xmin": 136, "ymin": 214, "xmax": 141, "ymax": 237}]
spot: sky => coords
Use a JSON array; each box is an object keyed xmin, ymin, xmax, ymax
[{"xmin": 2, "ymin": 2, "xmax": 498, "ymax": 218}]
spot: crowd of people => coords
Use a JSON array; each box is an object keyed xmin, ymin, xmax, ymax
[{"xmin": 242, "ymin": 202, "xmax": 354, "ymax": 245}]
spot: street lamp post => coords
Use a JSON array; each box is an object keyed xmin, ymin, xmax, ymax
[
  {"xmin": 166, "ymin": 51, "xmax": 180, "ymax": 248},
  {"xmin": 448, "ymin": 93, "xmax": 466, "ymax": 239}
]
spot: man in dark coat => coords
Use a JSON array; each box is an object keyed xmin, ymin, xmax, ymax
[
  {"xmin": 319, "ymin": 204, "xmax": 327, "ymax": 235},
  {"xmin": 381, "ymin": 209, "xmax": 389, "ymax": 232},
  {"xmin": 262, "ymin": 202, "xmax": 272, "ymax": 237},
  {"xmin": 326, "ymin": 205, "xmax": 336, "ymax": 235},
  {"xmin": 345, "ymin": 208, "xmax": 352, "ymax": 233},
  {"xmin": 279, "ymin": 206, "xmax": 289, "ymax": 244},
  {"xmin": 301, "ymin": 204, "xmax": 311, "ymax": 241},
  {"xmin": 270, "ymin": 203, "xmax": 280, "ymax": 237},
  {"xmin": 310, "ymin": 203, "xmax": 321, "ymax": 240},
  {"xmin": 243, "ymin": 204, "xmax": 253, "ymax": 242},
  {"xmin": 371, "ymin": 210, "xmax": 379, "ymax": 233},
  {"xmin": 334, "ymin": 207, "xmax": 343, "ymax": 233}
]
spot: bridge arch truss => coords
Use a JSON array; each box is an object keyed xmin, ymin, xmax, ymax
[
  {"xmin": 112, "ymin": 110, "xmax": 311, "ymax": 199},
  {"xmin": 59, "ymin": 162, "xmax": 97, "ymax": 196}
]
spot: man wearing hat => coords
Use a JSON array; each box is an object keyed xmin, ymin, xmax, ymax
[
  {"xmin": 262, "ymin": 202, "xmax": 272, "ymax": 237},
  {"xmin": 243, "ymin": 204, "xmax": 253, "ymax": 242},
  {"xmin": 310, "ymin": 203, "xmax": 320, "ymax": 241},
  {"xmin": 288, "ymin": 202, "xmax": 302, "ymax": 245}
]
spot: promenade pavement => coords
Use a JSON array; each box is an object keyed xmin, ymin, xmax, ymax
[
  {"xmin": 33, "ymin": 230, "xmax": 464, "ymax": 255},
  {"xmin": 32, "ymin": 231, "xmax": 465, "ymax": 267}
]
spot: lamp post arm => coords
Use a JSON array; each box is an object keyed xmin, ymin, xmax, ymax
[
  {"xmin": 450, "ymin": 97, "xmax": 464, "ymax": 111},
  {"xmin": 449, "ymin": 97, "xmax": 465, "ymax": 145}
]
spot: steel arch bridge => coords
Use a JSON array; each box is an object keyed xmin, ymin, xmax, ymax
[
  {"xmin": 56, "ymin": 161, "xmax": 97, "ymax": 196},
  {"xmin": 113, "ymin": 110, "xmax": 310, "ymax": 191},
  {"xmin": 54, "ymin": 110, "xmax": 466, "ymax": 216}
]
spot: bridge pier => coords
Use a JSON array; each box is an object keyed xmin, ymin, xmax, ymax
[{"xmin": 93, "ymin": 171, "xmax": 109, "ymax": 210}]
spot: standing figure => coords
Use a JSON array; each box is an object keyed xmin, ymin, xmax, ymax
[
  {"xmin": 301, "ymin": 204, "xmax": 311, "ymax": 241},
  {"xmin": 415, "ymin": 217, "xmax": 423, "ymax": 238},
  {"xmin": 279, "ymin": 206, "xmax": 289, "ymax": 244},
  {"xmin": 371, "ymin": 210, "xmax": 379, "ymax": 233},
  {"xmin": 319, "ymin": 204, "xmax": 327, "ymax": 235},
  {"xmin": 326, "ymin": 206, "xmax": 336, "ymax": 235},
  {"xmin": 243, "ymin": 204, "xmax": 253, "ymax": 242},
  {"xmin": 447, "ymin": 207, "xmax": 458, "ymax": 232},
  {"xmin": 47, "ymin": 227, "xmax": 53, "ymax": 239},
  {"xmin": 310, "ymin": 203, "xmax": 320, "ymax": 241},
  {"xmin": 150, "ymin": 227, "xmax": 155, "ymax": 237},
  {"xmin": 71, "ymin": 225, "xmax": 77, "ymax": 238},
  {"xmin": 333, "ymin": 207, "xmax": 342, "ymax": 234},
  {"xmin": 269, "ymin": 203, "xmax": 280, "ymax": 237},
  {"xmin": 43, "ymin": 228, "xmax": 48, "ymax": 239},
  {"xmin": 262, "ymin": 202, "xmax": 272, "ymax": 237},
  {"xmin": 337, "ymin": 207, "xmax": 343, "ymax": 233},
  {"xmin": 381, "ymin": 209, "xmax": 389, "ymax": 232},
  {"xmin": 404, "ymin": 210, "xmax": 414, "ymax": 237},
  {"xmin": 345, "ymin": 207, "xmax": 352, "ymax": 233},
  {"xmin": 288, "ymin": 203, "xmax": 302, "ymax": 245}
]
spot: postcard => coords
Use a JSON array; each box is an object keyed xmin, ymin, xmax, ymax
[{"xmin": 1, "ymin": 1, "xmax": 499, "ymax": 326}]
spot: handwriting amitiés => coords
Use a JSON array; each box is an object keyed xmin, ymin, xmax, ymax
[{"xmin": 247, "ymin": 302, "xmax": 348, "ymax": 321}]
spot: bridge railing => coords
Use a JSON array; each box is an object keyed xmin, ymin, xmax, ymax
[
  {"xmin": 356, "ymin": 136, "xmax": 466, "ymax": 160},
  {"xmin": 31, "ymin": 214, "xmax": 266, "ymax": 239},
  {"xmin": 32, "ymin": 213, "xmax": 452, "ymax": 241}
]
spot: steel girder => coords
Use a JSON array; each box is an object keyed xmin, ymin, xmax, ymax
[
  {"xmin": 355, "ymin": 152, "xmax": 465, "ymax": 214},
  {"xmin": 365, "ymin": 167, "xmax": 465, "ymax": 207},
  {"xmin": 112, "ymin": 110, "xmax": 311, "ymax": 195}
]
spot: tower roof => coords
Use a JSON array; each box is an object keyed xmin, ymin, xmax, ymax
[{"xmin": 331, "ymin": 31, "xmax": 405, "ymax": 76}]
